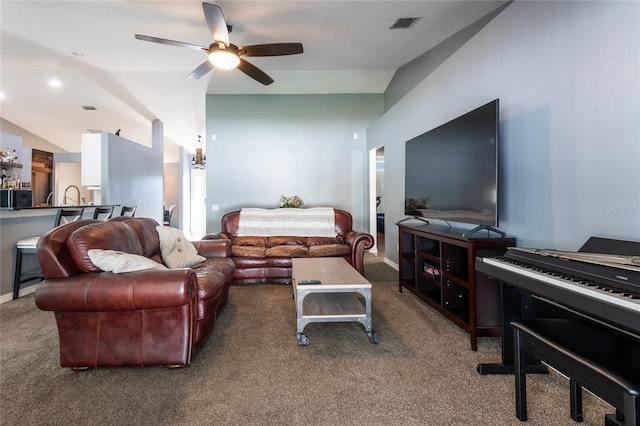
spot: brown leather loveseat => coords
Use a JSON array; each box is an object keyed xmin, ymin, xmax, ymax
[
  {"xmin": 204, "ymin": 209, "xmax": 374, "ymax": 284},
  {"xmin": 34, "ymin": 217, "xmax": 235, "ymax": 369}
]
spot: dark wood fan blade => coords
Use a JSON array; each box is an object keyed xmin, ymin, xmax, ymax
[
  {"xmin": 135, "ymin": 34, "xmax": 206, "ymax": 52},
  {"xmin": 237, "ymin": 59, "xmax": 274, "ymax": 85},
  {"xmin": 240, "ymin": 43, "xmax": 304, "ymax": 57},
  {"xmin": 188, "ymin": 60, "xmax": 215, "ymax": 79},
  {"xmin": 203, "ymin": 2, "xmax": 229, "ymax": 45}
]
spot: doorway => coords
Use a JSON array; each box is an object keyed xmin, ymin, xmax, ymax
[
  {"xmin": 369, "ymin": 146, "xmax": 385, "ymax": 259},
  {"xmin": 190, "ymin": 168, "xmax": 206, "ymax": 237},
  {"xmin": 31, "ymin": 149, "xmax": 53, "ymax": 206}
]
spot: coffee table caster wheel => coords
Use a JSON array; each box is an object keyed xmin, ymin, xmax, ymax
[
  {"xmin": 298, "ymin": 334, "xmax": 309, "ymax": 346},
  {"xmin": 368, "ymin": 331, "xmax": 379, "ymax": 344}
]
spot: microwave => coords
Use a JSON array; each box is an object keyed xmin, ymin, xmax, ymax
[{"xmin": 0, "ymin": 189, "xmax": 33, "ymax": 209}]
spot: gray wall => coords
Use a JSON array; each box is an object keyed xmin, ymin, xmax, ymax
[
  {"xmin": 369, "ymin": 0, "xmax": 639, "ymax": 264},
  {"xmin": 101, "ymin": 133, "xmax": 164, "ymax": 223},
  {"xmin": 205, "ymin": 94, "xmax": 383, "ymax": 233}
]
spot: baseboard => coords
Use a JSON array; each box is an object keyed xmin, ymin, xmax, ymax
[
  {"xmin": 383, "ymin": 258, "xmax": 399, "ymax": 270},
  {"xmin": 0, "ymin": 283, "xmax": 40, "ymax": 305}
]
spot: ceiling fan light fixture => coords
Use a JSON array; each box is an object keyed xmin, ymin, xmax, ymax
[{"xmin": 208, "ymin": 50, "xmax": 240, "ymax": 70}]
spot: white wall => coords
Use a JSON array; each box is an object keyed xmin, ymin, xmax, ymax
[
  {"xmin": 1, "ymin": 118, "xmax": 63, "ymax": 154},
  {"xmin": 205, "ymin": 94, "xmax": 383, "ymax": 233},
  {"xmin": 163, "ymin": 163, "xmax": 179, "ymax": 209},
  {"xmin": 178, "ymin": 146, "xmax": 192, "ymax": 231},
  {"xmin": 369, "ymin": 0, "xmax": 640, "ymax": 263},
  {"xmin": 55, "ymin": 162, "xmax": 90, "ymax": 206}
]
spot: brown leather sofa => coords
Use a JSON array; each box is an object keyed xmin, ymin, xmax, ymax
[
  {"xmin": 204, "ymin": 209, "xmax": 374, "ymax": 284},
  {"xmin": 34, "ymin": 217, "xmax": 235, "ymax": 369}
]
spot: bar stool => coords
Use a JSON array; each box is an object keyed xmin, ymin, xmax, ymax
[
  {"xmin": 13, "ymin": 207, "xmax": 85, "ymax": 299},
  {"xmin": 163, "ymin": 204, "xmax": 175, "ymax": 226},
  {"xmin": 92, "ymin": 206, "xmax": 114, "ymax": 220},
  {"xmin": 120, "ymin": 205, "xmax": 137, "ymax": 217}
]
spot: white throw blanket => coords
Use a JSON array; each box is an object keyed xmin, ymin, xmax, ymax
[{"xmin": 237, "ymin": 207, "xmax": 336, "ymax": 237}]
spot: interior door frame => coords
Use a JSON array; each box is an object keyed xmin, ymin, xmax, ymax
[{"xmin": 368, "ymin": 145, "xmax": 384, "ymax": 256}]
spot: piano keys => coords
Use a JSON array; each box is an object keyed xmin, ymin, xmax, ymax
[{"xmin": 476, "ymin": 236, "xmax": 640, "ymax": 376}]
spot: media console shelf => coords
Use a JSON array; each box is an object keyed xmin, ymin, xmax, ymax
[{"xmin": 398, "ymin": 223, "xmax": 515, "ymax": 350}]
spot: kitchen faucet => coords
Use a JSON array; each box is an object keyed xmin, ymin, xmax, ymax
[{"xmin": 63, "ymin": 185, "xmax": 81, "ymax": 206}]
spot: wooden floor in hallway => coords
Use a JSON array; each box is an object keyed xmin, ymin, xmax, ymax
[{"xmin": 376, "ymin": 231, "xmax": 385, "ymax": 259}]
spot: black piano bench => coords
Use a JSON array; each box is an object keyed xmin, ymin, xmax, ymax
[{"xmin": 512, "ymin": 319, "xmax": 639, "ymax": 426}]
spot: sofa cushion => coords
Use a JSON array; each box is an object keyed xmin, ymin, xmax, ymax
[
  {"xmin": 231, "ymin": 245, "xmax": 266, "ymax": 257},
  {"xmin": 267, "ymin": 236, "xmax": 307, "ymax": 247},
  {"xmin": 192, "ymin": 258, "xmax": 235, "ymax": 302},
  {"xmin": 309, "ymin": 244, "xmax": 351, "ymax": 257},
  {"xmin": 67, "ymin": 221, "xmax": 144, "ymax": 273},
  {"xmin": 232, "ymin": 236, "xmax": 268, "ymax": 247},
  {"xmin": 193, "ymin": 257, "xmax": 236, "ymax": 280},
  {"xmin": 306, "ymin": 236, "xmax": 344, "ymax": 246},
  {"xmin": 265, "ymin": 257, "xmax": 293, "ymax": 268},
  {"xmin": 156, "ymin": 226, "xmax": 206, "ymax": 268},
  {"xmin": 233, "ymin": 257, "xmax": 269, "ymax": 268},
  {"xmin": 265, "ymin": 244, "xmax": 309, "ymax": 258},
  {"xmin": 88, "ymin": 249, "xmax": 167, "ymax": 273}
]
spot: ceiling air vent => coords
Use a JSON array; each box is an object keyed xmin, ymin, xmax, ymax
[
  {"xmin": 81, "ymin": 105, "xmax": 97, "ymax": 110},
  {"xmin": 389, "ymin": 17, "xmax": 420, "ymax": 30}
]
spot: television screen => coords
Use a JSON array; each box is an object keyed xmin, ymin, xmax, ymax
[{"xmin": 404, "ymin": 99, "xmax": 499, "ymax": 227}]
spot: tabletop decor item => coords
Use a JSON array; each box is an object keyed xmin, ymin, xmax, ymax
[{"xmin": 278, "ymin": 195, "xmax": 304, "ymax": 208}]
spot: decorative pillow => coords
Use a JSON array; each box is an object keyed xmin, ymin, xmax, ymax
[
  {"xmin": 88, "ymin": 249, "xmax": 167, "ymax": 274},
  {"xmin": 156, "ymin": 226, "xmax": 206, "ymax": 268}
]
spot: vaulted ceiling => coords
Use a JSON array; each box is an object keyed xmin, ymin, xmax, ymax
[{"xmin": 0, "ymin": 1, "xmax": 506, "ymax": 161}]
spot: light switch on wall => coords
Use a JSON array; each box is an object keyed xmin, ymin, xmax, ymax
[{"xmin": 211, "ymin": 204, "xmax": 219, "ymax": 211}]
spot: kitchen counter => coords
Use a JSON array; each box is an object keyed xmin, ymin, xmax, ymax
[
  {"xmin": 0, "ymin": 204, "xmax": 121, "ymax": 302},
  {"xmin": 0, "ymin": 204, "xmax": 119, "ymax": 217}
]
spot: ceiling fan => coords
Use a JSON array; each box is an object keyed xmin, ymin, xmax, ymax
[{"xmin": 135, "ymin": 2, "xmax": 303, "ymax": 85}]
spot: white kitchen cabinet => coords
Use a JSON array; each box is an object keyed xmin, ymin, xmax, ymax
[{"xmin": 81, "ymin": 133, "xmax": 102, "ymax": 187}]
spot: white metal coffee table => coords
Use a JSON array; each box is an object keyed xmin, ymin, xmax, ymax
[{"xmin": 291, "ymin": 257, "xmax": 379, "ymax": 346}]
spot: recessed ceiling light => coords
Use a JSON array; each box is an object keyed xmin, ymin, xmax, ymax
[
  {"xmin": 71, "ymin": 52, "xmax": 85, "ymax": 56},
  {"xmin": 49, "ymin": 78, "xmax": 62, "ymax": 88},
  {"xmin": 0, "ymin": 92, "xmax": 5, "ymax": 100}
]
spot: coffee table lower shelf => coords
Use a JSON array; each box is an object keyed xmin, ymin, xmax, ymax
[{"xmin": 295, "ymin": 289, "xmax": 378, "ymax": 346}]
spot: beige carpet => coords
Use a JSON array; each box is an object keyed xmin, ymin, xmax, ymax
[{"xmin": 0, "ymin": 255, "xmax": 611, "ymax": 425}]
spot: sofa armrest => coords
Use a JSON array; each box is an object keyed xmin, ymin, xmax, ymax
[
  {"xmin": 202, "ymin": 232, "xmax": 229, "ymax": 240},
  {"xmin": 192, "ymin": 239, "xmax": 232, "ymax": 258},
  {"xmin": 35, "ymin": 269, "xmax": 196, "ymax": 312},
  {"xmin": 344, "ymin": 230, "xmax": 375, "ymax": 275}
]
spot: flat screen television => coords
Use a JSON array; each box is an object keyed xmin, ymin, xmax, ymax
[{"xmin": 403, "ymin": 99, "xmax": 500, "ymax": 234}]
